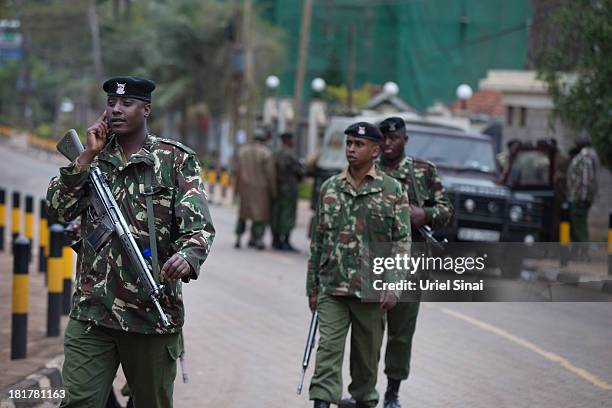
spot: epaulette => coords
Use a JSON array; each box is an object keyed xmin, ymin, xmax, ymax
[
  {"xmin": 158, "ymin": 138, "xmax": 196, "ymax": 156},
  {"xmin": 411, "ymin": 156, "xmax": 437, "ymax": 171}
]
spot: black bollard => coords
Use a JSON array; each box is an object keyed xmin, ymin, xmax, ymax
[
  {"xmin": 47, "ymin": 224, "xmax": 64, "ymax": 337},
  {"xmin": 11, "ymin": 236, "xmax": 30, "ymax": 359}
]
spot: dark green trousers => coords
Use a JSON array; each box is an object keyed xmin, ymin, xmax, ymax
[
  {"xmin": 309, "ymin": 294, "xmax": 385, "ymax": 407},
  {"xmin": 61, "ymin": 318, "xmax": 181, "ymax": 408},
  {"xmin": 270, "ymin": 195, "xmax": 298, "ymax": 236},
  {"xmin": 570, "ymin": 201, "xmax": 591, "ymax": 242},
  {"xmin": 384, "ymin": 301, "xmax": 420, "ymax": 381},
  {"xmin": 235, "ymin": 219, "xmax": 266, "ymax": 242}
]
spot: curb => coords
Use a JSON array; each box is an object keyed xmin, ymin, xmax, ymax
[
  {"xmin": 533, "ymin": 268, "xmax": 612, "ymax": 294},
  {"xmin": 0, "ymin": 356, "xmax": 63, "ymax": 408}
]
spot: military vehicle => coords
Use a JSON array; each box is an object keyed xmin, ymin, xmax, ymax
[{"xmin": 310, "ymin": 114, "xmax": 545, "ymax": 277}]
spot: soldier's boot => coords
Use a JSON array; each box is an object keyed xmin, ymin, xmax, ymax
[
  {"xmin": 313, "ymin": 399, "xmax": 330, "ymax": 408},
  {"xmin": 234, "ymin": 236, "xmax": 241, "ymax": 249},
  {"xmin": 383, "ymin": 378, "xmax": 402, "ymax": 408},
  {"xmin": 338, "ymin": 398, "xmax": 356, "ymax": 408},
  {"xmin": 272, "ymin": 234, "xmax": 282, "ymax": 249},
  {"xmin": 281, "ymin": 234, "xmax": 299, "ymax": 252}
]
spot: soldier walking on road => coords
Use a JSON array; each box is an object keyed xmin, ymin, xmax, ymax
[
  {"xmin": 47, "ymin": 76, "xmax": 215, "ymax": 408},
  {"xmin": 567, "ymin": 136, "xmax": 599, "ymax": 256},
  {"xmin": 234, "ymin": 128, "xmax": 276, "ymax": 250},
  {"xmin": 307, "ymin": 122, "xmax": 412, "ymax": 408},
  {"xmin": 340, "ymin": 117, "xmax": 453, "ymax": 408},
  {"xmin": 270, "ymin": 132, "xmax": 304, "ymax": 251}
]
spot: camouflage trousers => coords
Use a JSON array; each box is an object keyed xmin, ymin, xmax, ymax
[
  {"xmin": 309, "ymin": 294, "xmax": 385, "ymax": 407},
  {"xmin": 61, "ymin": 318, "xmax": 181, "ymax": 408},
  {"xmin": 384, "ymin": 301, "xmax": 420, "ymax": 381},
  {"xmin": 270, "ymin": 194, "xmax": 298, "ymax": 236}
]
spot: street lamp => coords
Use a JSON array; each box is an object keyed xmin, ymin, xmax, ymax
[
  {"xmin": 266, "ymin": 75, "xmax": 279, "ymax": 90},
  {"xmin": 383, "ymin": 81, "xmax": 399, "ymax": 96},
  {"xmin": 456, "ymin": 84, "xmax": 473, "ymax": 111},
  {"xmin": 308, "ymin": 77, "xmax": 327, "ymax": 157},
  {"xmin": 311, "ymin": 77, "xmax": 326, "ymax": 94}
]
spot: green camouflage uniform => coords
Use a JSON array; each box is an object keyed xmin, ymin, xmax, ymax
[
  {"xmin": 270, "ymin": 145, "xmax": 304, "ymax": 237},
  {"xmin": 377, "ymin": 156, "xmax": 453, "ymax": 382},
  {"xmin": 47, "ymin": 134, "xmax": 215, "ymax": 408},
  {"xmin": 307, "ymin": 165, "xmax": 411, "ymax": 407},
  {"xmin": 567, "ymin": 147, "xmax": 598, "ymax": 243}
]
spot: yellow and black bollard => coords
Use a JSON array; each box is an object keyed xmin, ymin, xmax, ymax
[
  {"xmin": 560, "ymin": 202, "xmax": 571, "ymax": 267},
  {"xmin": 62, "ymin": 231, "xmax": 74, "ymax": 315},
  {"xmin": 207, "ymin": 165, "xmax": 217, "ymax": 203},
  {"xmin": 608, "ymin": 210, "xmax": 611, "ymax": 276},
  {"xmin": 0, "ymin": 188, "xmax": 5, "ymax": 251},
  {"xmin": 11, "ymin": 236, "xmax": 30, "ymax": 359},
  {"xmin": 39, "ymin": 199, "xmax": 49, "ymax": 274},
  {"xmin": 11, "ymin": 191, "xmax": 21, "ymax": 251},
  {"xmin": 25, "ymin": 195, "xmax": 34, "ymax": 262},
  {"xmin": 220, "ymin": 168, "xmax": 230, "ymax": 200},
  {"xmin": 47, "ymin": 224, "xmax": 64, "ymax": 337}
]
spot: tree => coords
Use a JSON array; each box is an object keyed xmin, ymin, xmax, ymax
[{"xmin": 537, "ymin": 0, "xmax": 612, "ymax": 170}]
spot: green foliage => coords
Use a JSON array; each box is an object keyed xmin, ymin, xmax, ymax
[
  {"xmin": 322, "ymin": 83, "xmax": 373, "ymax": 112},
  {"xmin": 537, "ymin": 0, "xmax": 612, "ymax": 170}
]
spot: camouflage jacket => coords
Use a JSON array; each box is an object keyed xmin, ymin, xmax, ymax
[
  {"xmin": 306, "ymin": 165, "xmax": 411, "ymax": 299},
  {"xmin": 567, "ymin": 147, "xmax": 598, "ymax": 204},
  {"xmin": 376, "ymin": 156, "xmax": 454, "ymax": 232},
  {"xmin": 274, "ymin": 146, "xmax": 304, "ymax": 198},
  {"xmin": 47, "ymin": 134, "xmax": 215, "ymax": 334}
]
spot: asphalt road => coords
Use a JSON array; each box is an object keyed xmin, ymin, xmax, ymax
[{"xmin": 1, "ymin": 141, "xmax": 610, "ymax": 407}]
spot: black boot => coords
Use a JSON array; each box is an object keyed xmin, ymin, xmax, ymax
[
  {"xmin": 234, "ymin": 236, "xmax": 241, "ymax": 249},
  {"xmin": 338, "ymin": 398, "xmax": 356, "ymax": 408},
  {"xmin": 272, "ymin": 234, "xmax": 282, "ymax": 249},
  {"xmin": 383, "ymin": 378, "xmax": 402, "ymax": 408},
  {"xmin": 313, "ymin": 400, "xmax": 330, "ymax": 408},
  {"xmin": 281, "ymin": 234, "xmax": 299, "ymax": 252}
]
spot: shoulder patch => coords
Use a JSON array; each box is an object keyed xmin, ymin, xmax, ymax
[{"xmin": 158, "ymin": 138, "xmax": 197, "ymax": 156}]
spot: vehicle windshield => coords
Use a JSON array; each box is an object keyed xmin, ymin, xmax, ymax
[{"xmin": 406, "ymin": 131, "xmax": 497, "ymax": 172}]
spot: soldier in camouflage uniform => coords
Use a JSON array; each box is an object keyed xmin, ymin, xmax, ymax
[
  {"xmin": 375, "ymin": 117, "xmax": 454, "ymax": 408},
  {"xmin": 307, "ymin": 122, "xmax": 412, "ymax": 408},
  {"xmin": 46, "ymin": 76, "xmax": 215, "ymax": 408},
  {"xmin": 270, "ymin": 132, "xmax": 304, "ymax": 251},
  {"xmin": 567, "ymin": 136, "xmax": 599, "ymax": 250}
]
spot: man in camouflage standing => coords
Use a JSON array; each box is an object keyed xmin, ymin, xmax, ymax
[
  {"xmin": 307, "ymin": 122, "xmax": 411, "ymax": 408},
  {"xmin": 376, "ymin": 117, "xmax": 453, "ymax": 408},
  {"xmin": 567, "ymin": 136, "xmax": 599, "ymax": 256},
  {"xmin": 271, "ymin": 132, "xmax": 304, "ymax": 251},
  {"xmin": 47, "ymin": 76, "xmax": 215, "ymax": 408},
  {"xmin": 234, "ymin": 128, "xmax": 276, "ymax": 250}
]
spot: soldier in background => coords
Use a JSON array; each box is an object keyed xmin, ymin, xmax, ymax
[
  {"xmin": 567, "ymin": 136, "xmax": 599, "ymax": 255},
  {"xmin": 307, "ymin": 122, "xmax": 411, "ymax": 408},
  {"xmin": 234, "ymin": 128, "xmax": 276, "ymax": 250},
  {"xmin": 47, "ymin": 76, "xmax": 215, "ymax": 407},
  {"xmin": 270, "ymin": 132, "xmax": 304, "ymax": 251}
]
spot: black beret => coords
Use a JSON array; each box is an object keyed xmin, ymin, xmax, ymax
[
  {"xmin": 379, "ymin": 117, "xmax": 406, "ymax": 134},
  {"xmin": 103, "ymin": 76, "xmax": 156, "ymax": 102},
  {"xmin": 344, "ymin": 122, "xmax": 382, "ymax": 142}
]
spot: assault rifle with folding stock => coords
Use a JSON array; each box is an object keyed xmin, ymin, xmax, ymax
[
  {"xmin": 419, "ymin": 225, "xmax": 448, "ymax": 251},
  {"xmin": 297, "ymin": 310, "xmax": 318, "ymax": 395},
  {"xmin": 56, "ymin": 129, "xmax": 170, "ymax": 328}
]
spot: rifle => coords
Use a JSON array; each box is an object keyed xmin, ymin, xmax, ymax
[
  {"xmin": 418, "ymin": 225, "xmax": 448, "ymax": 251},
  {"xmin": 297, "ymin": 310, "xmax": 318, "ymax": 395},
  {"xmin": 56, "ymin": 129, "xmax": 170, "ymax": 328}
]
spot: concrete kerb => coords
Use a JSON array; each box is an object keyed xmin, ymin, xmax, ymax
[
  {"xmin": 0, "ymin": 356, "xmax": 63, "ymax": 408},
  {"xmin": 532, "ymin": 267, "xmax": 612, "ymax": 294}
]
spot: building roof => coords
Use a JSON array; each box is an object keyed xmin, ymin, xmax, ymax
[{"xmin": 450, "ymin": 90, "xmax": 504, "ymax": 118}]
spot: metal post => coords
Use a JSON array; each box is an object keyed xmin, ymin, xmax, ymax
[
  {"xmin": 39, "ymin": 199, "xmax": 49, "ymax": 274},
  {"xmin": 11, "ymin": 191, "xmax": 21, "ymax": 252},
  {"xmin": 11, "ymin": 236, "xmax": 30, "ymax": 359},
  {"xmin": 47, "ymin": 224, "xmax": 64, "ymax": 337},
  {"xmin": 560, "ymin": 202, "xmax": 570, "ymax": 267},
  {"xmin": 62, "ymin": 231, "xmax": 73, "ymax": 315},
  {"xmin": 0, "ymin": 188, "xmax": 5, "ymax": 251},
  {"xmin": 25, "ymin": 195, "xmax": 34, "ymax": 262}
]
